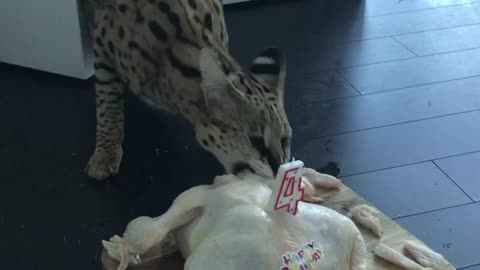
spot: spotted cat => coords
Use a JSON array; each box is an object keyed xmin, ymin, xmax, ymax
[{"xmin": 82, "ymin": 0, "xmax": 292, "ymax": 180}]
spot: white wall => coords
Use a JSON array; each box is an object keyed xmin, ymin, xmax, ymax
[
  {"xmin": 0, "ymin": 0, "xmax": 93, "ymax": 79},
  {"xmin": 0, "ymin": 0, "xmax": 251, "ymax": 79}
]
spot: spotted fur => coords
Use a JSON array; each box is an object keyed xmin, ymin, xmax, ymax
[{"xmin": 83, "ymin": 0, "xmax": 292, "ymax": 180}]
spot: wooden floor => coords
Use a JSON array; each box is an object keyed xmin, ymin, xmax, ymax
[{"xmin": 1, "ymin": 0, "xmax": 480, "ymax": 269}]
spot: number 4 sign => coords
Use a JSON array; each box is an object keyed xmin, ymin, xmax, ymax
[{"xmin": 269, "ymin": 160, "xmax": 305, "ymax": 215}]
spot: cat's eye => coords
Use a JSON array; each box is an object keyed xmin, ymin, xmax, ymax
[
  {"xmin": 281, "ymin": 136, "xmax": 290, "ymax": 149},
  {"xmin": 249, "ymin": 136, "xmax": 268, "ymax": 156}
]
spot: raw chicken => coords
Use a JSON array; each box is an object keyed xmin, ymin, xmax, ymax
[
  {"xmin": 102, "ymin": 171, "xmax": 367, "ymax": 270},
  {"xmin": 302, "ymin": 167, "xmax": 342, "ymax": 189},
  {"xmin": 404, "ymin": 240, "xmax": 452, "ymax": 270},
  {"xmin": 348, "ymin": 204, "xmax": 383, "ymax": 238},
  {"xmin": 298, "ymin": 167, "xmax": 343, "ymax": 203},
  {"xmin": 374, "ymin": 243, "xmax": 432, "ymax": 270}
]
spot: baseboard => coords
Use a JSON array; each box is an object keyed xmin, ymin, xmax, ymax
[{"xmin": 223, "ymin": 0, "xmax": 254, "ymax": 4}]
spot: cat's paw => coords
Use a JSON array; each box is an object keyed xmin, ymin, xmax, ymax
[{"xmin": 85, "ymin": 145, "xmax": 123, "ymax": 180}]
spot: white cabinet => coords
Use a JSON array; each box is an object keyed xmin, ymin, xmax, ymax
[
  {"xmin": 0, "ymin": 0, "xmax": 253, "ymax": 79},
  {"xmin": 0, "ymin": 0, "xmax": 94, "ymax": 79}
]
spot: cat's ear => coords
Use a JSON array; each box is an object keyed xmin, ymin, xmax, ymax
[
  {"xmin": 250, "ymin": 47, "xmax": 286, "ymax": 93},
  {"xmin": 199, "ymin": 47, "xmax": 247, "ymax": 108}
]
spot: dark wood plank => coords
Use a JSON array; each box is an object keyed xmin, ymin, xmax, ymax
[
  {"xmin": 435, "ymin": 152, "xmax": 480, "ymax": 202},
  {"xmin": 290, "ymin": 37, "xmax": 415, "ymax": 70},
  {"xmin": 333, "ymin": 4, "xmax": 480, "ymax": 42},
  {"xmin": 357, "ymin": 0, "xmax": 480, "ymax": 17},
  {"xmin": 395, "ymin": 24, "xmax": 480, "ymax": 56},
  {"xmin": 286, "ymin": 71, "xmax": 360, "ymax": 104},
  {"xmin": 342, "ymin": 162, "xmax": 471, "ymax": 219},
  {"xmin": 227, "ymin": 19, "xmax": 413, "ymax": 71},
  {"xmin": 225, "ymin": 3, "xmax": 480, "ymax": 63},
  {"xmin": 307, "ymin": 0, "xmax": 480, "ymax": 18},
  {"xmin": 253, "ymin": 36, "xmax": 416, "ymax": 106},
  {"xmin": 292, "ymin": 76, "xmax": 480, "ymax": 137},
  {"xmin": 294, "ymin": 111, "xmax": 480, "ymax": 176},
  {"xmin": 397, "ymin": 203, "xmax": 480, "ymax": 269},
  {"xmin": 339, "ymin": 48, "xmax": 480, "ymax": 93}
]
